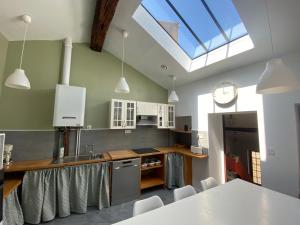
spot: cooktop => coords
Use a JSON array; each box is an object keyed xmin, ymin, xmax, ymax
[{"xmin": 131, "ymin": 148, "xmax": 160, "ymax": 154}]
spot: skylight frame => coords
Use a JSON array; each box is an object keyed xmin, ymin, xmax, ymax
[{"xmin": 141, "ymin": 0, "xmax": 249, "ymax": 60}]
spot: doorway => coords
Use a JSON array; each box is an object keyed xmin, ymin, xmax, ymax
[{"xmin": 222, "ymin": 112, "xmax": 261, "ymax": 185}]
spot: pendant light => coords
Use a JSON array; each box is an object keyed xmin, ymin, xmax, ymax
[
  {"xmin": 256, "ymin": 0, "xmax": 300, "ymax": 94},
  {"xmin": 168, "ymin": 75, "xmax": 179, "ymax": 102},
  {"xmin": 5, "ymin": 15, "xmax": 31, "ymax": 90},
  {"xmin": 114, "ymin": 30, "xmax": 130, "ymax": 93}
]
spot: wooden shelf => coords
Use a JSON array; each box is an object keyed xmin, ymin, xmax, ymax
[
  {"xmin": 141, "ymin": 176, "xmax": 164, "ymax": 190},
  {"xmin": 224, "ymin": 127, "xmax": 258, "ymax": 133},
  {"xmin": 141, "ymin": 164, "xmax": 163, "ymax": 171},
  {"xmin": 170, "ymin": 129, "xmax": 192, "ymax": 134},
  {"xmin": 4, "ymin": 178, "xmax": 22, "ymax": 198}
]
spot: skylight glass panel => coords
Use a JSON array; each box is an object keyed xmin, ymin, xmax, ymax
[
  {"xmin": 168, "ymin": 0, "xmax": 227, "ymax": 51},
  {"xmin": 203, "ymin": 0, "xmax": 248, "ymax": 40},
  {"xmin": 142, "ymin": 0, "xmax": 206, "ymax": 58}
]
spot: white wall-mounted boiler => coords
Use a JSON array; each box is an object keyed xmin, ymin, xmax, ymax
[{"xmin": 53, "ymin": 84, "xmax": 86, "ymax": 127}]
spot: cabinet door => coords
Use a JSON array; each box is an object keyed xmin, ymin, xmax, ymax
[
  {"xmin": 124, "ymin": 101, "xmax": 136, "ymax": 129},
  {"xmin": 157, "ymin": 104, "xmax": 164, "ymax": 128},
  {"xmin": 168, "ymin": 105, "xmax": 175, "ymax": 128},
  {"xmin": 111, "ymin": 99, "xmax": 125, "ymax": 129}
]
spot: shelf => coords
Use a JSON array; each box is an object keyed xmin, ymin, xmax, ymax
[
  {"xmin": 140, "ymin": 176, "xmax": 164, "ymax": 190},
  {"xmin": 170, "ymin": 129, "xmax": 192, "ymax": 134},
  {"xmin": 224, "ymin": 127, "xmax": 258, "ymax": 133},
  {"xmin": 141, "ymin": 164, "xmax": 163, "ymax": 171}
]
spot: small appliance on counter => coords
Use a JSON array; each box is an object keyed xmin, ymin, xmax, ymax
[{"xmin": 4, "ymin": 144, "xmax": 13, "ymax": 165}]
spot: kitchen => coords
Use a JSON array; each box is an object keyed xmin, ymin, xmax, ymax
[{"xmin": 1, "ymin": 0, "xmax": 300, "ymax": 225}]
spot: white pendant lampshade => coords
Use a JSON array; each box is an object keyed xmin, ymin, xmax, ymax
[
  {"xmin": 115, "ymin": 77, "xmax": 130, "ymax": 93},
  {"xmin": 5, "ymin": 15, "xmax": 31, "ymax": 90},
  {"xmin": 114, "ymin": 30, "xmax": 130, "ymax": 93},
  {"xmin": 256, "ymin": 0, "xmax": 300, "ymax": 94},
  {"xmin": 168, "ymin": 75, "xmax": 179, "ymax": 102},
  {"xmin": 4, "ymin": 69, "xmax": 31, "ymax": 89},
  {"xmin": 168, "ymin": 90, "xmax": 179, "ymax": 102},
  {"xmin": 256, "ymin": 58, "xmax": 300, "ymax": 94}
]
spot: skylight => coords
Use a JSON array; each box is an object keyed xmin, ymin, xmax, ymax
[{"xmin": 133, "ymin": 0, "xmax": 254, "ymax": 72}]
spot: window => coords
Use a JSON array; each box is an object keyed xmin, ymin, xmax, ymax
[
  {"xmin": 251, "ymin": 151, "xmax": 261, "ymax": 185},
  {"xmin": 133, "ymin": 0, "xmax": 254, "ymax": 72},
  {"xmin": 141, "ymin": 0, "xmax": 248, "ymax": 59}
]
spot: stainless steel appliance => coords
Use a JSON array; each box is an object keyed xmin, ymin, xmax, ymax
[
  {"xmin": 0, "ymin": 134, "xmax": 5, "ymax": 225},
  {"xmin": 111, "ymin": 158, "xmax": 140, "ymax": 205}
]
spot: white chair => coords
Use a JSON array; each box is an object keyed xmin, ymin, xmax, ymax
[
  {"xmin": 133, "ymin": 196, "xmax": 164, "ymax": 216},
  {"xmin": 173, "ymin": 185, "xmax": 197, "ymax": 202},
  {"xmin": 200, "ymin": 177, "xmax": 218, "ymax": 191}
]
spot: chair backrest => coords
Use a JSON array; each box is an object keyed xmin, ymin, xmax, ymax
[
  {"xmin": 200, "ymin": 177, "xmax": 218, "ymax": 191},
  {"xmin": 173, "ymin": 185, "xmax": 197, "ymax": 202},
  {"xmin": 133, "ymin": 196, "xmax": 164, "ymax": 216}
]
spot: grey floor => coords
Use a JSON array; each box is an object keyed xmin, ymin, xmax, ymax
[{"xmin": 38, "ymin": 188, "xmax": 174, "ymax": 225}]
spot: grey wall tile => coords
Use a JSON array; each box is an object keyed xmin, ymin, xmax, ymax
[{"xmin": 2, "ymin": 127, "xmax": 172, "ymax": 161}]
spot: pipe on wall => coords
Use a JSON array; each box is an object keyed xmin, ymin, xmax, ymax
[{"xmin": 62, "ymin": 37, "xmax": 72, "ymax": 85}]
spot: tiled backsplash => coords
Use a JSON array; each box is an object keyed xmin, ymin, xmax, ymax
[{"xmin": 3, "ymin": 127, "xmax": 171, "ymax": 161}]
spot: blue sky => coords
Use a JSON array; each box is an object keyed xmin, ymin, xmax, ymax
[{"xmin": 142, "ymin": 0, "xmax": 247, "ymax": 59}]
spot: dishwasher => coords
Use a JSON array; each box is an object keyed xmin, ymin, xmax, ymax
[{"xmin": 111, "ymin": 158, "xmax": 141, "ymax": 205}]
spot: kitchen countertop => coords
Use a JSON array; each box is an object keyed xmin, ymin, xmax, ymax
[
  {"xmin": 156, "ymin": 147, "xmax": 208, "ymax": 159},
  {"xmin": 4, "ymin": 152, "xmax": 111, "ymax": 173},
  {"xmin": 4, "ymin": 177, "xmax": 23, "ymax": 199},
  {"xmin": 4, "ymin": 147, "xmax": 207, "ymax": 173}
]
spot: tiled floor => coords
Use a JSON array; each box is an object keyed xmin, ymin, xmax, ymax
[{"xmin": 37, "ymin": 188, "xmax": 174, "ymax": 225}]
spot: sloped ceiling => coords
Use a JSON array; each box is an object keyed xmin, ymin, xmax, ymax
[{"xmin": 1, "ymin": 0, "xmax": 300, "ymax": 89}]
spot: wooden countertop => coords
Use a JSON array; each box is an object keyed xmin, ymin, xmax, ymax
[
  {"xmin": 108, "ymin": 147, "xmax": 208, "ymax": 160},
  {"xmin": 4, "ymin": 152, "xmax": 111, "ymax": 173},
  {"xmin": 4, "ymin": 147, "xmax": 207, "ymax": 173},
  {"xmin": 4, "ymin": 177, "xmax": 22, "ymax": 199},
  {"xmin": 108, "ymin": 150, "xmax": 139, "ymax": 160},
  {"xmin": 156, "ymin": 147, "xmax": 208, "ymax": 159}
]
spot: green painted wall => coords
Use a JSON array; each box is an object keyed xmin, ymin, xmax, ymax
[
  {"xmin": 0, "ymin": 41, "xmax": 167, "ymax": 129},
  {"xmin": 0, "ymin": 33, "xmax": 8, "ymax": 96}
]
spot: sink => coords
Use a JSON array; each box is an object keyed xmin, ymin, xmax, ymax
[{"xmin": 52, "ymin": 153, "xmax": 104, "ymax": 164}]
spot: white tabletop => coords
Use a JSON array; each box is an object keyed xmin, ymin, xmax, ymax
[{"xmin": 113, "ymin": 179, "xmax": 300, "ymax": 225}]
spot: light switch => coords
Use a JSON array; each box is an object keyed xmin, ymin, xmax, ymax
[{"xmin": 267, "ymin": 147, "xmax": 276, "ymax": 156}]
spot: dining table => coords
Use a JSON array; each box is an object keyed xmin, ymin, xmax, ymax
[{"xmin": 113, "ymin": 179, "xmax": 300, "ymax": 225}]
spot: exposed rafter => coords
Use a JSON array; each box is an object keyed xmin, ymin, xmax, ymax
[{"xmin": 90, "ymin": 0, "xmax": 119, "ymax": 51}]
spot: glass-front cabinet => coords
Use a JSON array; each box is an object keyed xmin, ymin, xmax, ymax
[
  {"xmin": 168, "ymin": 105, "xmax": 175, "ymax": 128},
  {"xmin": 110, "ymin": 99, "xmax": 136, "ymax": 129},
  {"xmin": 157, "ymin": 104, "xmax": 175, "ymax": 129}
]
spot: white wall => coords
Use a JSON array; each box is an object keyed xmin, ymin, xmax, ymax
[{"xmin": 175, "ymin": 51, "xmax": 300, "ymax": 197}]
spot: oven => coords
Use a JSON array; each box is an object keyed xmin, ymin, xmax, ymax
[{"xmin": 0, "ymin": 133, "xmax": 5, "ymax": 225}]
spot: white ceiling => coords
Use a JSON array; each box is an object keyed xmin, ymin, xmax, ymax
[{"xmin": 1, "ymin": 0, "xmax": 300, "ymax": 89}]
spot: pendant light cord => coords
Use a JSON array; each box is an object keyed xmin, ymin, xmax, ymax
[
  {"xmin": 172, "ymin": 76, "xmax": 175, "ymax": 91},
  {"xmin": 121, "ymin": 33, "xmax": 125, "ymax": 78},
  {"xmin": 19, "ymin": 23, "xmax": 29, "ymax": 69},
  {"xmin": 264, "ymin": 0, "xmax": 275, "ymax": 55}
]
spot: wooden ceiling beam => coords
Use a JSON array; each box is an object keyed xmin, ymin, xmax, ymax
[{"xmin": 90, "ymin": 0, "xmax": 119, "ymax": 52}]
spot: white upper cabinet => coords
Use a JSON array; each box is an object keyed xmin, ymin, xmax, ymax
[
  {"xmin": 109, "ymin": 99, "xmax": 174, "ymax": 129},
  {"xmin": 136, "ymin": 101, "xmax": 158, "ymax": 116},
  {"xmin": 157, "ymin": 104, "xmax": 175, "ymax": 129},
  {"xmin": 110, "ymin": 99, "xmax": 136, "ymax": 129}
]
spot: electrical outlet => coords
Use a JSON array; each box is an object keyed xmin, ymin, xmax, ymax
[
  {"xmin": 267, "ymin": 147, "xmax": 276, "ymax": 156},
  {"xmin": 125, "ymin": 130, "xmax": 132, "ymax": 134},
  {"xmin": 87, "ymin": 125, "xmax": 92, "ymax": 129}
]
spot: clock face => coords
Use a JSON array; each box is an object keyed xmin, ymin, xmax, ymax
[{"xmin": 213, "ymin": 82, "xmax": 238, "ymax": 105}]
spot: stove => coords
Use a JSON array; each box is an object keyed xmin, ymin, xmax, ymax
[{"xmin": 132, "ymin": 148, "xmax": 160, "ymax": 154}]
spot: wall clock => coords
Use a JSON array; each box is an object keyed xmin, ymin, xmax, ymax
[{"xmin": 213, "ymin": 81, "xmax": 238, "ymax": 105}]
